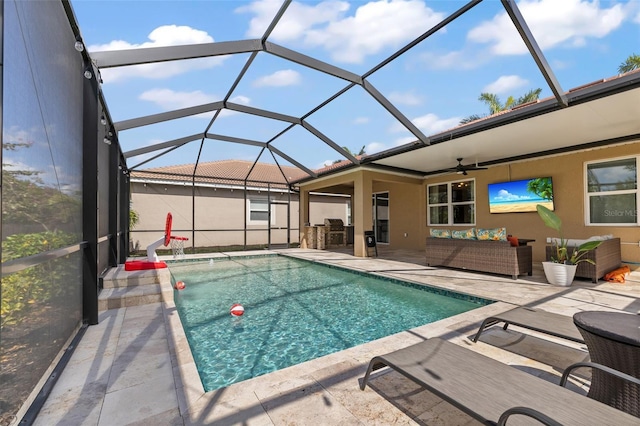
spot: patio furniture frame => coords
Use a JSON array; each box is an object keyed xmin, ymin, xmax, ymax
[
  {"xmin": 360, "ymin": 338, "xmax": 639, "ymax": 425},
  {"xmin": 570, "ymin": 311, "xmax": 640, "ymax": 417},
  {"xmin": 426, "ymin": 238, "xmax": 532, "ymax": 279},
  {"xmin": 472, "ymin": 306, "xmax": 585, "ymax": 344},
  {"xmin": 545, "ymin": 238, "xmax": 621, "ymax": 282}
]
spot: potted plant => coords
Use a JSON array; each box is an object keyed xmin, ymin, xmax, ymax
[{"xmin": 536, "ymin": 204, "xmax": 602, "ymax": 286}]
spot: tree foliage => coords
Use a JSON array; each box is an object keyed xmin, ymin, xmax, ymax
[
  {"xmin": 333, "ymin": 145, "xmax": 366, "ymax": 164},
  {"xmin": 1, "ymin": 231, "xmax": 77, "ymax": 327},
  {"xmin": 527, "ymin": 177, "xmax": 554, "ymax": 201},
  {"xmin": 2, "ymin": 141, "xmax": 80, "ymax": 234},
  {"xmin": 618, "ymin": 53, "xmax": 640, "ymax": 74},
  {"xmin": 460, "ymin": 88, "xmax": 542, "ymax": 124}
]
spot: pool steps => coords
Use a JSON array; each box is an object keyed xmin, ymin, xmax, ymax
[{"xmin": 99, "ymin": 263, "xmax": 173, "ymax": 311}]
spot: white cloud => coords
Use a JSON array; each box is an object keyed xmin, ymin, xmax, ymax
[
  {"xmin": 392, "ymin": 136, "xmax": 417, "ymax": 147},
  {"xmin": 253, "ymin": 69, "xmax": 302, "ymax": 87},
  {"xmin": 387, "ymin": 91, "xmax": 423, "ymax": 106},
  {"xmin": 89, "ymin": 25, "xmax": 224, "ymax": 82},
  {"xmin": 365, "ymin": 141, "xmax": 387, "ymax": 154},
  {"xmin": 412, "ymin": 113, "xmax": 461, "ymax": 134},
  {"xmin": 138, "ymin": 89, "xmax": 251, "ymax": 118},
  {"xmin": 483, "ymin": 75, "xmax": 528, "ymax": 95},
  {"xmin": 238, "ymin": 0, "xmax": 350, "ymax": 40},
  {"xmin": 139, "ymin": 88, "xmax": 217, "ymax": 110},
  {"xmin": 239, "ymin": 0, "xmax": 444, "ymax": 63},
  {"xmin": 390, "ymin": 113, "xmax": 461, "ymax": 135},
  {"xmin": 219, "ymin": 95, "xmax": 252, "ymax": 118},
  {"xmin": 468, "ymin": 0, "xmax": 626, "ymax": 56},
  {"xmin": 230, "ymin": 95, "xmax": 251, "ymax": 105},
  {"xmin": 495, "ymin": 189, "xmax": 532, "ymax": 201},
  {"xmin": 353, "ymin": 116, "xmax": 370, "ymax": 124}
]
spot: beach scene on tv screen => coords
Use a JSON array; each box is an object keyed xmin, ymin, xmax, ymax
[{"xmin": 488, "ymin": 177, "xmax": 554, "ymax": 213}]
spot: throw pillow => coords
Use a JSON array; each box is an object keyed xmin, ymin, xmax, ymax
[
  {"xmin": 476, "ymin": 227, "xmax": 507, "ymax": 241},
  {"xmin": 451, "ymin": 228, "xmax": 476, "ymax": 239},
  {"xmin": 430, "ymin": 229, "xmax": 451, "ymax": 238},
  {"xmin": 506, "ymin": 236, "xmax": 519, "ymax": 247}
]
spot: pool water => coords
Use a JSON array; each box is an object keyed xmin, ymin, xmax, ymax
[{"xmin": 171, "ymin": 255, "xmax": 490, "ymax": 391}]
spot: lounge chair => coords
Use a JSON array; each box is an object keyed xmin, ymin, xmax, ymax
[
  {"xmin": 472, "ymin": 306, "xmax": 584, "ymax": 344},
  {"xmin": 360, "ymin": 338, "xmax": 639, "ymax": 425}
]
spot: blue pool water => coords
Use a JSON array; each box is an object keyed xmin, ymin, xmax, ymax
[{"xmin": 170, "ymin": 255, "xmax": 491, "ymax": 391}]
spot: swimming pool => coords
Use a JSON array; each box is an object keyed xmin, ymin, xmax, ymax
[{"xmin": 170, "ymin": 255, "xmax": 492, "ymax": 391}]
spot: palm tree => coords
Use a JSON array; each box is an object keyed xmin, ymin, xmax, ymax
[
  {"xmin": 618, "ymin": 53, "xmax": 640, "ymax": 74},
  {"xmin": 333, "ymin": 145, "xmax": 366, "ymax": 164},
  {"xmin": 460, "ymin": 88, "xmax": 542, "ymax": 124}
]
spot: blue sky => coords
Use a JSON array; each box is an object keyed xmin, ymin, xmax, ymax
[{"xmin": 71, "ymin": 0, "xmax": 640, "ymax": 171}]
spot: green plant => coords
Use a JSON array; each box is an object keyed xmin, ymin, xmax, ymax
[
  {"xmin": 130, "ymin": 209, "xmax": 140, "ymax": 229},
  {"xmin": 536, "ymin": 204, "xmax": 602, "ymax": 265}
]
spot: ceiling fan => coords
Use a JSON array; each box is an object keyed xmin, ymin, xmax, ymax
[{"xmin": 447, "ymin": 158, "xmax": 488, "ymax": 175}]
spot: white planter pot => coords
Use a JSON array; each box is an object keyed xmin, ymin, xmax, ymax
[{"xmin": 542, "ymin": 261, "xmax": 578, "ymax": 286}]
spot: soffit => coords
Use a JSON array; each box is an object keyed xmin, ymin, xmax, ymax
[{"xmin": 370, "ymin": 86, "xmax": 640, "ymax": 175}]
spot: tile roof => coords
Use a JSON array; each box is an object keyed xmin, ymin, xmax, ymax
[{"xmin": 131, "ymin": 159, "xmax": 310, "ymax": 188}]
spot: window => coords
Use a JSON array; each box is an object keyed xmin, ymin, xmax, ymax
[
  {"xmin": 586, "ymin": 157, "xmax": 638, "ymax": 225},
  {"xmin": 427, "ymin": 179, "xmax": 475, "ymax": 225},
  {"xmin": 247, "ymin": 199, "xmax": 275, "ymax": 225}
]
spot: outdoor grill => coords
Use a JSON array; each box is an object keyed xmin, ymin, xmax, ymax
[{"xmin": 324, "ymin": 218, "xmax": 347, "ymax": 247}]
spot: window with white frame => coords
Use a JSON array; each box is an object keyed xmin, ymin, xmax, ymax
[
  {"xmin": 427, "ymin": 179, "xmax": 475, "ymax": 225},
  {"xmin": 247, "ymin": 198, "xmax": 275, "ymax": 225},
  {"xmin": 586, "ymin": 156, "xmax": 638, "ymax": 225}
]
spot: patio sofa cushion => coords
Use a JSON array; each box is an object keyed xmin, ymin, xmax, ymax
[
  {"xmin": 476, "ymin": 227, "xmax": 507, "ymax": 241},
  {"xmin": 451, "ymin": 228, "xmax": 477, "ymax": 239},
  {"xmin": 429, "ymin": 228, "xmax": 451, "ymax": 238}
]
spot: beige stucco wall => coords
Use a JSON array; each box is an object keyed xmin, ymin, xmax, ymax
[
  {"xmin": 423, "ymin": 142, "xmax": 640, "ymax": 265},
  {"xmin": 297, "ymin": 169, "xmax": 424, "ymax": 253},
  {"xmin": 129, "ymin": 182, "xmax": 348, "ymax": 250},
  {"xmin": 296, "ymin": 141, "xmax": 640, "ymax": 266}
]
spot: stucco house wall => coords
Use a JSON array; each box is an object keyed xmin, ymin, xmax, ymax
[
  {"xmin": 422, "ymin": 142, "xmax": 640, "ymax": 265},
  {"xmin": 129, "ymin": 181, "xmax": 349, "ymax": 251},
  {"xmin": 296, "ymin": 141, "xmax": 640, "ymax": 266}
]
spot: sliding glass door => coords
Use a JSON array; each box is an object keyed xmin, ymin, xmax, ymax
[{"xmin": 372, "ymin": 192, "xmax": 389, "ymax": 244}]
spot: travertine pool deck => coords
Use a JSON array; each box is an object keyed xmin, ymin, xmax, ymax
[{"xmin": 34, "ymin": 249, "xmax": 640, "ymax": 425}]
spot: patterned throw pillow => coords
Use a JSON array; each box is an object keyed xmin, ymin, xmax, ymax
[
  {"xmin": 430, "ymin": 229, "xmax": 451, "ymax": 238},
  {"xmin": 451, "ymin": 228, "xmax": 477, "ymax": 239},
  {"xmin": 476, "ymin": 227, "xmax": 507, "ymax": 241}
]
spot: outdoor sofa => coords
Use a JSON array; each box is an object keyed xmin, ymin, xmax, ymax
[
  {"xmin": 426, "ymin": 237, "xmax": 532, "ymax": 279},
  {"xmin": 545, "ymin": 237, "xmax": 621, "ymax": 282}
]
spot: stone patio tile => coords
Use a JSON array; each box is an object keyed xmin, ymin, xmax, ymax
[
  {"xmin": 184, "ymin": 386, "xmax": 272, "ymax": 426},
  {"xmin": 260, "ymin": 380, "xmax": 361, "ymax": 426},
  {"xmin": 99, "ymin": 375, "xmax": 178, "ymax": 426},
  {"xmin": 108, "ymin": 341, "xmax": 173, "ymax": 392},
  {"xmin": 34, "ymin": 381, "xmax": 106, "ymax": 426},
  {"xmin": 49, "ymin": 350, "xmax": 114, "ymax": 394}
]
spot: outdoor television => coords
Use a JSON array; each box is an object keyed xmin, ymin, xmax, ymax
[{"xmin": 488, "ymin": 177, "xmax": 554, "ymax": 214}]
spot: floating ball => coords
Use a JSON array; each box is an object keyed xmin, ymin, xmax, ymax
[
  {"xmin": 174, "ymin": 281, "xmax": 186, "ymax": 290},
  {"xmin": 230, "ymin": 303, "xmax": 245, "ymax": 317}
]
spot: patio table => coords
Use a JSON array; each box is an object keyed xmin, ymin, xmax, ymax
[{"xmin": 573, "ymin": 311, "xmax": 640, "ymax": 417}]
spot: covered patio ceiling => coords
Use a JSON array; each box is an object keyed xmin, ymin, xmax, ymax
[
  {"xmin": 76, "ymin": 0, "xmax": 640, "ymax": 181},
  {"xmin": 368, "ymin": 76, "xmax": 640, "ymax": 176}
]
